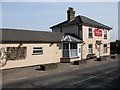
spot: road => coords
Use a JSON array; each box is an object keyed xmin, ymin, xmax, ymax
[{"xmin": 2, "ymin": 58, "xmax": 119, "ymax": 88}]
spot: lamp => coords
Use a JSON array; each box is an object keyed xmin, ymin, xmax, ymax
[
  {"xmin": 82, "ymin": 42, "xmax": 85, "ymax": 46},
  {"xmin": 18, "ymin": 42, "xmax": 23, "ymax": 47},
  {"xmin": 49, "ymin": 43, "xmax": 53, "ymax": 47}
]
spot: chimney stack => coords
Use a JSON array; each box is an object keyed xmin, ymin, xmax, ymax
[{"xmin": 67, "ymin": 7, "xmax": 75, "ymax": 21}]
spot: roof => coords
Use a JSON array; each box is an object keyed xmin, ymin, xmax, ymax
[
  {"xmin": 65, "ymin": 33, "xmax": 82, "ymax": 40},
  {"xmin": 0, "ymin": 28, "xmax": 83, "ymax": 43},
  {"xmin": 50, "ymin": 15, "xmax": 112, "ymax": 30}
]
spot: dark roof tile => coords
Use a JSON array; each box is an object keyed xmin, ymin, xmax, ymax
[
  {"xmin": 1, "ymin": 28, "xmax": 64, "ymax": 43},
  {"xmin": 50, "ymin": 15, "xmax": 112, "ymax": 30},
  {"xmin": 0, "ymin": 28, "xmax": 83, "ymax": 43}
]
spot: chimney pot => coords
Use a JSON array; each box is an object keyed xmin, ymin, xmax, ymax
[{"xmin": 67, "ymin": 7, "xmax": 75, "ymax": 21}]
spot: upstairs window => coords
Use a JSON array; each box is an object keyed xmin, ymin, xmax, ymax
[
  {"xmin": 32, "ymin": 46, "xmax": 43, "ymax": 55},
  {"xmin": 88, "ymin": 44, "xmax": 93, "ymax": 54},
  {"xmin": 104, "ymin": 30, "xmax": 107, "ymax": 39},
  {"xmin": 55, "ymin": 29, "xmax": 61, "ymax": 32},
  {"xmin": 88, "ymin": 28, "xmax": 93, "ymax": 38},
  {"xmin": 103, "ymin": 44, "xmax": 107, "ymax": 53}
]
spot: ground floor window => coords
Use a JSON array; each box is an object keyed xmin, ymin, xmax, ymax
[
  {"xmin": 70, "ymin": 43, "xmax": 77, "ymax": 49},
  {"xmin": 63, "ymin": 43, "xmax": 69, "ymax": 49},
  {"xmin": 62, "ymin": 43, "xmax": 78, "ymax": 58},
  {"xmin": 32, "ymin": 46, "xmax": 43, "ymax": 55},
  {"xmin": 88, "ymin": 44, "xmax": 93, "ymax": 54},
  {"xmin": 103, "ymin": 44, "xmax": 107, "ymax": 53}
]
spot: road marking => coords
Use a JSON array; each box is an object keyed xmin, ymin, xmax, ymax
[
  {"xmin": 12, "ymin": 77, "xmax": 28, "ymax": 81},
  {"xmin": 57, "ymin": 67, "xmax": 74, "ymax": 72},
  {"xmin": 72, "ymin": 68, "xmax": 79, "ymax": 70},
  {"xmin": 11, "ymin": 73, "xmax": 48, "ymax": 81},
  {"xmin": 35, "ymin": 73, "xmax": 48, "ymax": 77},
  {"xmin": 7, "ymin": 60, "xmax": 118, "ymax": 83},
  {"xmin": 70, "ymin": 69, "xmax": 117, "ymax": 85}
]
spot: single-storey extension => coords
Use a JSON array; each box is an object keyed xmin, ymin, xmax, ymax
[{"xmin": 0, "ymin": 28, "xmax": 83, "ymax": 69}]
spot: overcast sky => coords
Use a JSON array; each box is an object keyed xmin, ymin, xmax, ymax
[{"xmin": 2, "ymin": 2, "xmax": 118, "ymax": 41}]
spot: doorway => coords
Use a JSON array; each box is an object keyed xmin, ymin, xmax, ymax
[{"xmin": 78, "ymin": 45, "xmax": 82, "ymax": 60}]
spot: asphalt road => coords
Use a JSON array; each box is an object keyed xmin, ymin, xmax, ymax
[{"xmin": 2, "ymin": 58, "xmax": 119, "ymax": 88}]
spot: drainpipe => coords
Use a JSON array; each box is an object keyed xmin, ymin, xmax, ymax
[
  {"xmin": 81, "ymin": 42, "xmax": 85, "ymax": 60},
  {"xmin": 61, "ymin": 43, "xmax": 63, "ymax": 58},
  {"xmin": 69, "ymin": 43, "xmax": 71, "ymax": 58}
]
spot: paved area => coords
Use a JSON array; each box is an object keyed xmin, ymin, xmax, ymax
[{"xmin": 2, "ymin": 55, "xmax": 120, "ymax": 88}]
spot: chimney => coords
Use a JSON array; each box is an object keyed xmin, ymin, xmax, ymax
[{"xmin": 67, "ymin": 7, "xmax": 75, "ymax": 21}]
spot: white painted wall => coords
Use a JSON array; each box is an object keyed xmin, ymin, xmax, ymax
[
  {"xmin": 52, "ymin": 25, "xmax": 111, "ymax": 59},
  {"xmin": 82, "ymin": 25, "xmax": 110, "ymax": 59},
  {"xmin": 0, "ymin": 43, "xmax": 62, "ymax": 69}
]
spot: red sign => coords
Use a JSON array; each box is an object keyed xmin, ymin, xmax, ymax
[
  {"xmin": 79, "ymin": 25, "xmax": 82, "ymax": 30},
  {"xmin": 94, "ymin": 29, "xmax": 102, "ymax": 37}
]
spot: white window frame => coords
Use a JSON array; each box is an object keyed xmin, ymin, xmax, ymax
[
  {"xmin": 103, "ymin": 44, "xmax": 107, "ymax": 53},
  {"xmin": 88, "ymin": 28, "xmax": 93, "ymax": 38},
  {"xmin": 32, "ymin": 46, "xmax": 43, "ymax": 55},
  {"xmin": 104, "ymin": 30, "xmax": 107, "ymax": 39},
  {"xmin": 88, "ymin": 44, "xmax": 93, "ymax": 54}
]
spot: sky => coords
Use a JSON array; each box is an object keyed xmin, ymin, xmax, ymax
[{"xmin": 1, "ymin": 2, "xmax": 118, "ymax": 41}]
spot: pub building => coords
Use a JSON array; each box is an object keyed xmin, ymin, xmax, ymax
[
  {"xmin": 0, "ymin": 7, "xmax": 112, "ymax": 69},
  {"xmin": 50, "ymin": 7, "xmax": 112, "ymax": 61}
]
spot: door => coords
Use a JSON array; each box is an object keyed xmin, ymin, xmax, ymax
[
  {"xmin": 78, "ymin": 45, "xmax": 82, "ymax": 60},
  {"xmin": 62, "ymin": 43, "xmax": 69, "ymax": 58}
]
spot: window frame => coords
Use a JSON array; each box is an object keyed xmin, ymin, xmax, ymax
[
  {"xmin": 55, "ymin": 29, "xmax": 61, "ymax": 32},
  {"xmin": 32, "ymin": 46, "xmax": 43, "ymax": 55},
  {"xmin": 103, "ymin": 44, "xmax": 107, "ymax": 53},
  {"xmin": 70, "ymin": 43, "xmax": 77, "ymax": 49},
  {"xmin": 88, "ymin": 28, "xmax": 93, "ymax": 38},
  {"xmin": 63, "ymin": 43, "xmax": 69, "ymax": 49},
  {"xmin": 104, "ymin": 30, "xmax": 107, "ymax": 39},
  {"xmin": 88, "ymin": 44, "xmax": 93, "ymax": 54}
]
